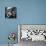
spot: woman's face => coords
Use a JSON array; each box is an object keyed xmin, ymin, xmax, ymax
[
  {"xmin": 7, "ymin": 12, "xmax": 12, "ymax": 16},
  {"xmin": 7, "ymin": 9, "xmax": 12, "ymax": 16}
]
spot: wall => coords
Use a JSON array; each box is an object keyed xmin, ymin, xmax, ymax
[{"xmin": 0, "ymin": 0, "xmax": 46, "ymax": 44}]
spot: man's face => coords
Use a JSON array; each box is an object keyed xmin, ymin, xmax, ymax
[{"xmin": 12, "ymin": 11, "xmax": 16, "ymax": 16}]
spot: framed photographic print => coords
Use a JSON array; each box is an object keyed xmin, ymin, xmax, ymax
[
  {"xmin": 18, "ymin": 24, "xmax": 46, "ymax": 41},
  {"xmin": 5, "ymin": 7, "xmax": 17, "ymax": 19}
]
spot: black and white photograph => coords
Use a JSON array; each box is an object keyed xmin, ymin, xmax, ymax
[
  {"xmin": 18, "ymin": 25, "xmax": 46, "ymax": 46},
  {"xmin": 5, "ymin": 7, "xmax": 17, "ymax": 18}
]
